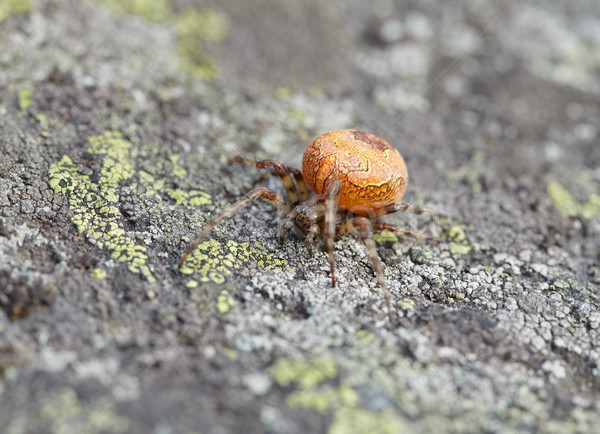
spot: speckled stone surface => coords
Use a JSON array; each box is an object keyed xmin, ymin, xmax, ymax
[{"xmin": 1, "ymin": 1, "xmax": 599, "ymax": 433}]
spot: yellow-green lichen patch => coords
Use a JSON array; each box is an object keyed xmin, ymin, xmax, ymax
[
  {"xmin": 178, "ymin": 239, "xmax": 290, "ymax": 283},
  {"xmin": 275, "ymin": 87, "xmax": 293, "ymax": 100},
  {"xmin": 101, "ymin": 0, "xmax": 229, "ymax": 80},
  {"xmin": 269, "ymin": 356, "xmax": 338, "ymax": 389},
  {"xmin": 101, "ymin": 0, "xmax": 171, "ymax": 22},
  {"xmin": 217, "ymin": 289, "xmax": 235, "ymax": 314},
  {"xmin": 547, "ymin": 181, "xmax": 600, "ymax": 219},
  {"xmin": 220, "ymin": 347, "xmax": 238, "ymax": 361},
  {"xmin": 330, "ymin": 407, "xmax": 403, "ymax": 434},
  {"xmin": 398, "ymin": 297, "xmax": 415, "ymax": 310},
  {"xmin": 287, "ymin": 385, "xmax": 358, "ymax": 414},
  {"xmin": 354, "ymin": 329, "xmax": 375, "ymax": 343},
  {"xmin": 169, "ymin": 154, "xmax": 187, "ymax": 178},
  {"xmin": 17, "ymin": 88, "xmax": 32, "ymax": 111},
  {"xmin": 6, "ymin": 387, "xmax": 129, "ymax": 433},
  {"xmin": 173, "ymin": 9, "xmax": 229, "ymax": 43},
  {"xmin": 373, "ymin": 230, "xmax": 399, "ymax": 243},
  {"xmin": 90, "ymin": 268, "xmax": 107, "ymax": 279},
  {"xmin": 268, "ymin": 356, "xmax": 403, "ymax": 434},
  {"xmin": 445, "ymin": 225, "xmax": 472, "ymax": 255},
  {"xmin": 0, "ymin": 0, "xmax": 31, "ymax": 23},
  {"xmin": 167, "ymin": 189, "xmax": 211, "ymax": 207},
  {"xmin": 139, "ymin": 159, "xmax": 211, "ymax": 208},
  {"xmin": 48, "ymin": 131, "xmax": 155, "ymax": 283},
  {"xmin": 174, "ymin": 9, "xmax": 230, "ymax": 79}
]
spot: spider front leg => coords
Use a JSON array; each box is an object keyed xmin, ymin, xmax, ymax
[
  {"xmin": 324, "ymin": 180, "xmax": 342, "ymax": 287},
  {"xmin": 305, "ymin": 225, "xmax": 320, "ymax": 255},
  {"xmin": 231, "ymin": 157, "xmax": 309, "ymax": 205},
  {"xmin": 178, "ymin": 187, "xmax": 291, "ymax": 268},
  {"xmin": 338, "ymin": 216, "xmax": 392, "ymax": 320}
]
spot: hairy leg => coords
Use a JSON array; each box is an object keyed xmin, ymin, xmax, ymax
[
  {"xmin": 324, "ymin": 180, "xmax": 342, "ymax": 287},
  {"xmin": 293, "ymin": 172, "xmax": 310, "ymax": 201},
  {"xmin": 342, "ymin": 216, "xmax": 392, "ymax": 319},
  {"xmin": 374, "ymin": 202, "xmax": 441, "ymax": 218},
  {"xmin": 305, "ymin": 224, "xmax": 320, "ymax": 255},
  {"xmin": 231, "ymin": 156, "xmax": 304, "ymax": 206},
  {"xmin": 371, "ymin": 221, "xmax": 438, "ymax": 242},
  {"xmin": 178, "ymin": 187, "xmax": 291, "ymax": 268}
]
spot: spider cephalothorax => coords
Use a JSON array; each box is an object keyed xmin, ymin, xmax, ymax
[{"xmin": 179, "ymin": 129, "xmax": 436, "ymax": 318}]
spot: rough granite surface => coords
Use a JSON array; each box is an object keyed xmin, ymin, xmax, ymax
[{"xmin": 1, "ymin": 0, "xmax": 599, "ymax": 433}]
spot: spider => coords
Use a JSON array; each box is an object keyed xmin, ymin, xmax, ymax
[{"xmin": 178, "ymin": 129, "xmax": 438, "ymax": 319}]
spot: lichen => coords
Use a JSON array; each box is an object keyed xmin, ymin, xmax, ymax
[
  {"xmin": 48, "ymin": 131, "xmax": 155, "ymax": 283},
  {"xmin": 174, "ymin": 9, "xmax": 229, "ymax": 79},
  {"xmin": 17, "ymin": 88, "xmax": 32, "ymax": 111},
  {"xmin": 547, "ymin": 180, "xmax": 600, "ymax": 219},
  {"xmin": 0, "ymin": 0, "xmax": 31, "ymax": 24},
  {"xmin": 217, "ymin": 289, "xmax": 235, "ymax": 314},
  {"xmin": 178, "ymin": 239, "xmax": 289, "ymax": 283},
  {"xmin": 90, "ymin": 268, "xmax": 107, "ymax": 279},
  {"xmin": 445, "ymin": 225, "xmax": 472, "ymax": 255},
  {"xmin": 373, "ymin": 230, "xmax": 399, "ymax": 243},
  {"xmin": 287, "ymin": 385, "xmax": 359, "ymax": 414},
  {"xmin": 269, "ymin": 356, "xmax": 338, "ymax": 389},
  {"xmin": 398, "ymin": 297, "xmax": 415, "ymax": 310},
  {"xmin": 101, "ymin": 1, "xmax": 229, "ymax": 80},
  {"xmin": 7, "ymin": 387, "xmax": 129, "ymax": 433},
  {"xmin": 268, "ymin": 356, "xmax": 403, "ymax": 434},
  {"xmin": 330, "ymin": 407, "xmax": 402, "ymax": 434},
  {"xmin": 100, "ymin": 0, "xmax": 171, "ymax": 22}
]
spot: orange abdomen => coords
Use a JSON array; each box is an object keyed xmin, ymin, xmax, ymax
[{"xmin": 302, "ymin": 130, "xmax": 408, "ymax": 216}]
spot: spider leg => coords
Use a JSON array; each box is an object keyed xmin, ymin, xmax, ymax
[
  {"xmin": 252, "ymin": 170, "xmax": 308, "ymax": 201},
  {"xmin": 279, "ymin": 207, "xmax": 301, "ymax": 243},
  {"xmin": 178, "ymin": 187, "xmax": 291, "ymax": 268},
  {"xmin": 231, "ymin": 156, "xmax": 304, "ymax": 206},
  {"xmin": 374, "ymin": 202, "xmax": 442, "ymax": 218},
  {"xmin": 342, "ymin": 216, "xmax": 393, "ymax": 320},
  {"xmin": 371, "ymin": 221, "xmax": 439, "ymax": 242},
  {"xmin": 305, "ymin": 225, "xmax": 320, "ymax": 255},
  {"xmin": 293, "ymin": 171, "xmax": 310, "ymax": 201},
  {"xmin": 324, "ymin": 180, "xmax": 342, "ymax": 287}
]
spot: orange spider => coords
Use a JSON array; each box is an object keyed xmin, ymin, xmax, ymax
[{"xmin": 178, "ymin": 129, "xmax": 437, "ymax": 318}]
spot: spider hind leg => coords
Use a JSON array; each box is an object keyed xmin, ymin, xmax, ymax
[{"xmin": 371, "ymin": 221, "xmax": 439, "ymax": 242}]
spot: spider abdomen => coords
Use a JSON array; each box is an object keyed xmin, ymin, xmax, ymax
[{"xmin": 302, "ymin": 129, "xmax": 408, "ymax": 216}]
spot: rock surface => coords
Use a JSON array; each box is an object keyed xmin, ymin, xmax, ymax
[{"xmin": 1, "ymin": 0, "xmax": 599, "ymax": 433}]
